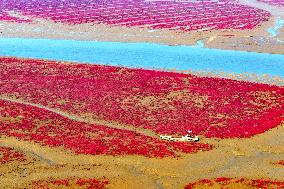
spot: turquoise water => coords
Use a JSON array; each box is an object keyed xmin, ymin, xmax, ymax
[
  {"xmin": 194, "ymin": 40, "xmax": 205, "ymax": 48},
  {"xmin": 267, "ymin": 17, "xmax": 284, "ymax": 37},
  {"xmin": 0, "ymin": 37, "xmax": 283, "ymax": 77}
]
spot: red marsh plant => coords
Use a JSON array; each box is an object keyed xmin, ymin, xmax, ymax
[
  {"xmin": 0, "ymin": 146, "xmax": 26, "ymax": 164},
  {"xmin": 185, "ymin": 177, "xmax": 284, "ymax": 189},
  {"xmin": 0, "ymin": 57, "xmax": 283, "ymax": 139},
  {"xmin": 0, "ymin": 0, "xmax": 270, "ymax": 31},
  {"xmin": 0, "ymin": 99, "xmax": 212, "ymax": 157},
  {"xmin": 31, "ymin": 177, "xmax": 109, "ymax": 189}
]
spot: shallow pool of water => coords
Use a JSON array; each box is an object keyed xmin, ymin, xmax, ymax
[{"xmin": 267, "ymin": 17, "xmax": 284, "ymax": 37}]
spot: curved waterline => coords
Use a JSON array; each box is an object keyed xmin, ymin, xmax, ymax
[{"xmin": 0, "ymin": 37, "xmax": 283, "ymax": 85}]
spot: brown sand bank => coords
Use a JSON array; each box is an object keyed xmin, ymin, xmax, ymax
[{"xmin": 0, "ymin": 122, "xmax": 283, "ymax": 189}]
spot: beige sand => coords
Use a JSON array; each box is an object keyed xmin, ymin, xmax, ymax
[
  {"xmin": 0, "ymin": 5, "xmax": 283, "ymax": 54},
  {"xmin": 0, "ymin": 122, "xmax": 283, "ymax": 189}
]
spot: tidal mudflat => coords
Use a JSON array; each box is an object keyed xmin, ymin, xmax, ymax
[{"xmin": 0, "ymin": 0, "xmax": 284, "ymax": 188}]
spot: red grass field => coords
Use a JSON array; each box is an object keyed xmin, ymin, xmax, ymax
[
  {"xmin": 0, "ymin": 99, "xmax": 212, "ymax": 157},
  {"xmin": 185, "ymin": 177, "xmax": 284, "ymax": 189},
  {"xmin": 31, "ymin": 177, "xmax": 109, "ymax": 189},
  {"xmin": 1, "ymin": 57, "xmax": 283, "ymax": 139},
  {"xmin": 0, "ymin": 0, "xmax": 270, "ymax": 31},
  {"xmin": 0, "ymin": 147, "xmax": 26, "ymax": 164}
]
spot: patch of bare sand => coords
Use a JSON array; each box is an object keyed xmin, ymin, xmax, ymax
[
  {"xmin": 238, "ymin": 0, "xmax": 284, "ymax": 17},
  {"xmin": 205, "ymin": 16, "xmax": 284, "ymax": 54},
  {"xmin": 206, "ymin": 0, "xmax": 284, "ymax": 53},
  {"xmin": 278, "ymin": 27, "xmax": 284, "ymax": 41},
  {"xmin": 121, "ymin": 90, "xmax": 208, "ymax": 111},
  {"xmin": 0, "ymin": 11, "xmax": 283, "ymax": 54},
  {"xmin": 0, "ymin": 122, "xmax": 283, "ymax": 189}
]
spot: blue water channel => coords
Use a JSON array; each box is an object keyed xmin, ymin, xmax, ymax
[{"xmin": 0, "ymin": 37, "xmax": 283, "ymax": 77}]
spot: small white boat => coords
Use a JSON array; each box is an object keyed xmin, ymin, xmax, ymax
[{"xmin": 160, "ymin": 131, "xmax": 199, "ymax": 142}]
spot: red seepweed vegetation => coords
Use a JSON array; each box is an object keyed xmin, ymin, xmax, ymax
[
  {"xmin": 0, "ymin": 147, "xmax": 26, "ymax": 164},
  {"xmin": 272, "ymin": 160, "xmax": 284, "ymax": 166},
  {"xmin": 0, "ymin": 57, "xmax": 283, "ymax": 139},
  {"xmin": 185, "ymin": 177, "xmax": 284, "ymax": 188},
  {"xmin": 0, "ymin": 99, "xmax": 212, "ymax": 157},
  {"xmin": 0, "ymin": 0, "xmax": 270, "ymax": 31},
  {"xmin": 31, "ymin": 177, "xmax": 109, "ymax": 189}
]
